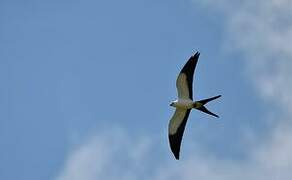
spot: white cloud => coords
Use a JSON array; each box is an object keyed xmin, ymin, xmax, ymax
[
  {"xmin": 196, "ymin": 0, "xmax": 292, "ymax": 109},
  {"xmin": 55, "ymin": 124, "xmax": 292, "ymax": 180},
  {"xmin": 212, "ymin": 0, "xmax": 292, "ymax": 111},
  {"xmin": 56, "ymin": 1, "xmax": 292, "ymax": 179},
  {"xmin": 56, "ymin": 127, "xmax": 154, "ymax": 180}
]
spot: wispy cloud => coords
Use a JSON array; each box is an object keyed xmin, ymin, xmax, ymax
[
  {"xmin": 56, "ymin": 124, "xmax": 292, "ymax": 180},
  {"xmin": 199, "ymin": 0, "xmax": 292, "ymax": 111},
  {"xmin": 56, "ymin": 127, "xmax": 154, "ymax": 180},
  {"xmin": 56, "ymin": 1, "xmax": 292, "ymax": 179}
]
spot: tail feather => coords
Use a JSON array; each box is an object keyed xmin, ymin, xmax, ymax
[
  {"xmin": 197, "ymin": 106, "xmax": 219, "ymax": 118},
  {"xmin": 195, "ymin": 95, "xmax": 221, "ymax": 118},
  {"xmin": 198, "ymin": 95, "xmax": 221, "ymax": 105}
]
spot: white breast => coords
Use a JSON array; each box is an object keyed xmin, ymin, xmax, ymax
[{"xmin": 174, "ymin": 99, "xmax": 193, "ymax": 109}]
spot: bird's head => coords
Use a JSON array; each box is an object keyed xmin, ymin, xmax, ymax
[{"xmin": 170, "ymin": 100, "xmax": 177, "ymax": 107}]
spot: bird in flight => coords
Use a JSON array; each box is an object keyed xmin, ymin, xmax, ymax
[{"xmin": 168, "ymin": 51, "xmax": 221, "ymax": 160}]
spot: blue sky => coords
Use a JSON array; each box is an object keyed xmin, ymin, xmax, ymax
[{"xmin": 1, "ymin": 0, "xmax": 292, "ymax": 180}]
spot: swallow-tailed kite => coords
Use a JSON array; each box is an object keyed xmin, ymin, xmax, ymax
[{"xmin": 168, "ymin": 52, "xmax": 221, "ymax": 160}]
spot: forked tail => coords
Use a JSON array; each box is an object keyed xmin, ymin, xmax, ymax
[
  {"xmin": 196, "ymin": 95, "xmax": 221, "ymax": 118},
  {"xmin": 197, "ymin": 95, "xmax": 221, "ymax": 105}
]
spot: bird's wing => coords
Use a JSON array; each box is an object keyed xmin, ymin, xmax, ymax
[
  {"xmin": 168, "ymin": 108, "xmax": 191, "ymax": 160},
  {"xmin": 176, "ymin": 52, "xmax": 200, "ymax": 100}
]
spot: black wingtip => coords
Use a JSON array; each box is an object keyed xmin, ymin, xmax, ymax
[
  {"xmin": 193, "ymin": 51, "xmax": 200, "ymax": 58},
  {"xmin": 174, "ymin": 154, "xmax": 180, "ymax": 160},
  {"xmin": 169, "ymin": 134, "xmax": 181, "ymax": 160},
  {"xmin": 172, "ymin": 148, "xmax": 180, "ymax": 160}
]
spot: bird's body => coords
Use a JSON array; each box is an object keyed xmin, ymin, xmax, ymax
[
  {"xmin": 171, "ymin": 99, "xmax": 194, "ymax": 109},
  {"xmin": 168, "ymin": 52, "xmax": 221, "ymax": 160}
]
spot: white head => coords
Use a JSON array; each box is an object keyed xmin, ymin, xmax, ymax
[{"xmin": 169, "ymin": 100, "xmax": 177, "ymax": 107}]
